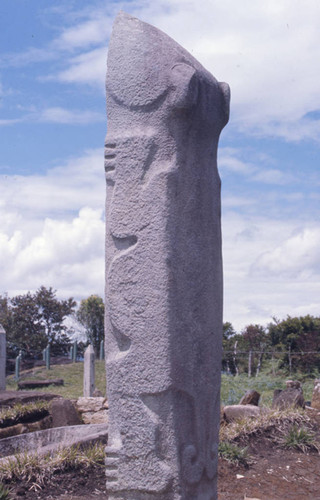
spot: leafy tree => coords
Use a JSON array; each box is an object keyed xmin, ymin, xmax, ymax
[
  {"xmin": 268, "ymin": 315, "xmax": 320, "ymax": 374},
  {"xmin": 77, "ymin": 295, "xmax": 104, "ymax": 355},
  {"xmin": 35, "ymin": 286, "xmax": 76, "ymax": 353},
  {"xmin": 222, "ymin": 322, "xmax": 241, "ymax": 375},
  {"xmin": 0, "ymin": 287, "xmax": 76, "ymax": 357},
  {"xmin": 241, "ymin": 324, "xmax": 268, "ymax": 377}
]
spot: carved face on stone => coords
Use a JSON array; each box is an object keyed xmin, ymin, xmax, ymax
[{"xmin": 106, "ymin": 12, "xmax": 230, "ymax": 133}]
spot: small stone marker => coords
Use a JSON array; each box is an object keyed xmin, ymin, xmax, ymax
[
  {"xmin": 272, "ymin": 381, "xmax": 305, "ymax": 410},
  {"xmin": 105, "ymin": 12, "xmax": 230, "ymax": 499},
  {"xmin": 311, "ymin": 379, "xmax": 320, "ymax": 410},
  {"xmin": 0, "ymin": 324, "xmax": 6, "ymax": 390},
  {"xmin": 83, "ymin": 344, "xmax": 95, "ymax": 397},
  {"xmin": 239, "ymin": 390, "xmax": 260, "ymax": 406}
]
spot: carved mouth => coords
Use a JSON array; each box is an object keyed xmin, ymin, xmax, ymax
[{"xmin": 105, "ymin": 143, "xmax": 117, "ymax": 180}]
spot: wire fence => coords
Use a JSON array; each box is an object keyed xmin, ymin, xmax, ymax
[{"xmin": 6, "ymin": 340, "xmax": 105, "ymax": 380}]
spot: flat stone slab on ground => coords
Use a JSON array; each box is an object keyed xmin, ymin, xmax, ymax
[
  {"xmin": 18, "ymin": 379, "xmax": 64, "ymax": 390},
  {"xmin": 0, "ymin": 423, "xmax": 108, "ymax": 459},
  {"xmin": 0, "ymin": 390, "xmax": 61, "ymax": 408}
]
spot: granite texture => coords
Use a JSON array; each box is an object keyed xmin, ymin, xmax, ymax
[{"xmin": 104, "ymin": 12, "xmax": 230, "ymax": 499}]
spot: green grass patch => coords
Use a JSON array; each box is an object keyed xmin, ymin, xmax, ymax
[
  {"xmin": 221, "ymin": 372, "xmax": 315, "ymax": 407},
  {"xmin": 282, "ymin": 425, "xmax": 318, "ymax": 453},
  {"xmin": 6, "ymin": 360, "xmax": 106, "ymax": 399},
  {"xmin": 0, "ymin": 443, "xmax": 105, "ymax": 486},
  {"xmin": 0, "ymin": 484, "xmax": 12, "ymax": 500},
  {"xmin": 0, "ymin": 401, "xmax": 49, "ymax": 428},
  {"xmin": 218, "ymin": 441, "xmax": 249, "ymax": 466}
]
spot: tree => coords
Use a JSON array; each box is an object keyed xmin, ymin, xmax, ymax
[
  {"xmin": 241, "ymin": 324, "xmax": 268, "ymax": 377},
  {"xmin": 222, "ymin": 322, "xmax": 240, "ymax": 375},
  {"xmin": 77, "ymin": 295, "xmax": 104, "ymax": 355},
  {"xmin": 35, "ymin": 286, "xmax": 76, "ymax": 353},
  {"xmin": 1, "ymin": 287, "xmax": 76, "ymax": 357},
  {"xmin": 268, "ymin": 315, "xmax": 320, "ymax": 374}
]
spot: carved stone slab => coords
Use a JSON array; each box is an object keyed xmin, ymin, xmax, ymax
[{"xmin": 105, "ymin": 12, "xmax": 230, "ymax": 499}]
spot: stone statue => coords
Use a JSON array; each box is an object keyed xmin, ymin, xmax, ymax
[{"xmin": 104, "ymin": 12, "xmax": 230, "ymax": 499}]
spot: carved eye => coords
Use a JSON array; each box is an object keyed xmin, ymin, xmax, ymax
[{"xmin": 170, "ymin": 63, "xmax": 198, "ymax": 109}]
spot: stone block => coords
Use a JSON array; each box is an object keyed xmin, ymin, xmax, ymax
[
  {"xmin": 76, "ymin": 397, "xmax": 106, "ymax": 413},
  {"xmin": 239, "ymin": 390, "xmax": 261, "ymax": 406},
  {"xmin": 50, "ymin": 398, "xmax": 82, "ymax": 428},
  {"xmin": 272, "ymin": 387, "xmax": 305, "ymax": 410},
  {"xmin": 223, "ymin": 404, "xmax": 261, "ymax": 423}
]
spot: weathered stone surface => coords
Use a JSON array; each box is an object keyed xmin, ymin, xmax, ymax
[
  {"xmin": 18, "ymin": 379, "xmax": 64, "ymax": 390},
  {"xmin": 0, "ymin": 390, "xmax": 61, "ymax": 408},
  {"xmin": 272, "ymin": 387, "xmax": 305, "ymax": 410},
  {"xmin": 50, "ymin": 398, "xmax": 82, "ymax": 428},
  {"xmin": 286, "ymin": 380, "xmax": 301, "ymax": 389},
  {"xmin": 223, "ymin": 404, "xmax": 261, "ymax": 423},
  {"xmin": 81, "ymin": 410, "xmax": 108, "ymax": 425},
  {"xmin": 105, "ymin": 12, "xmax": 230, "ymax": 499},
  {"xmin": 239, "ymin": 390, "xmax": 260, "ymax": 406},
  {"xmin": 0, "ymin": 424, "xmax": 108, "ymax": 459},
  {"xmin": 76, "ymin": 397, "xmax": 106, "ymax": 413},
  {"xmin": 0, "ymin": 324, "xmax": 6, "ymax": 391},
  {"xmin": 311, "ymin": 379, "xmax": 320, "ymax": 409},
  {"xmin": 83, "ymin": 344, "xmax": 95, "ymax": 397}
]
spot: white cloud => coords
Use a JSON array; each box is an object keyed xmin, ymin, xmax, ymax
[
  {"xmin": 38, "ymin": 107, "xmax": 104, "ymax": 124},
  {"xmin": 251, "ymin": 169, "xmax": 288, "ymax": 185},
  {"xmin": 54, "ymin": 47, "xmax": 107, "ymax": 88},
  {"xmin": 3, "ymin": 0, "xmax": 320, "ymax": 142},
  {"xmin": 0, "ymin": 148, "xmax": 105, "ymax": 217},
  {"xmin": 0, "ymin": 107, "xmax": 105, "ymax": 127},
  {"xmin": 0, "ymin": 150, "xmax": 106, "ymax": 301},
  {"xmin": 222, "ymin": 213, "xmax": 320, "ymax": 330},
  {"xmin": 0, "ymin": 118, "xmax": 24, "ymax": 126},
  {"xmin": 251, "ymin": 227, "xmax": 320, "ymax": 278},
  {"xmin": 219, "ymin": 149, "xmax": 256, "ymax": 176},
  {"xmin": 138, "ymin": 0, "xmax": 320, "ymax": 141},
  {"xmin": 54, "ymin": 14, "xmax": 111, "ymax": 50}
]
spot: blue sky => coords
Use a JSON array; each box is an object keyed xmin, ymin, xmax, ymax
[{"xmin": 0, "ymin": 0, "xmax": 319, "ymax": 331}]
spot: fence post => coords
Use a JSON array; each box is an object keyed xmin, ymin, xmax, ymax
[
  {"xmin": 45, "ymin": 345, "xmax": 50, "ymax": 370},
  {"xmin": 99, "ymin": 340, "xmax": 105, "ymax": 360},
  {"xmin": 69, "ymin": 345, "xmax": 74, "ymax": 360},
  {"xmin": 0, "ymin": 324, "xmax": 6, "ymax": 390},
  {"xmin": 15, "ymin": 354, "xmax": 21, "ymax": 381},
  {"xmin": 83, "ymin": 344, "xmax": 95, "ymax": 397},
  {"xmin": 72, "ymin": 341, "xmax": 77, "ymax": 363},
  {"xmin": 43, "ymin": 348, "xmax": 46, "ymax": 361}
]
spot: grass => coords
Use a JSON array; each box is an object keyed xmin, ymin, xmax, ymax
[
  {"xmin": 282, "ymin": 425, "xmax": 319, "ymax": 453},
  {"xmin": 219, "ymin": 406, "xmax": 320, "ymax": 453},
  {"xmin": 0, "ymin": 401, "xmax": 49, "ymax": 428},
  {"xmin": 0, "ymin": 443, "xmax": 105, "ymax": 488},
  {"xmin": 221, "ymin": 372, "xmax": 315, "ymax": 407},
  {"xmin": 6, "ymin": 360, "xmax": 106, "ymax": 399},
  {"xmin": 218, "ymin": 441, "xmax": 249, "ymax": 466},
  {"xmin": 0, "ymin": 484, "xmax": 12, "ymax": 500}
]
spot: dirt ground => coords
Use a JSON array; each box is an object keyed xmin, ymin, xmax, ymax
[{"xmin": 6, "ymin": 413, "xmax": 320, "ymax": 500}]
